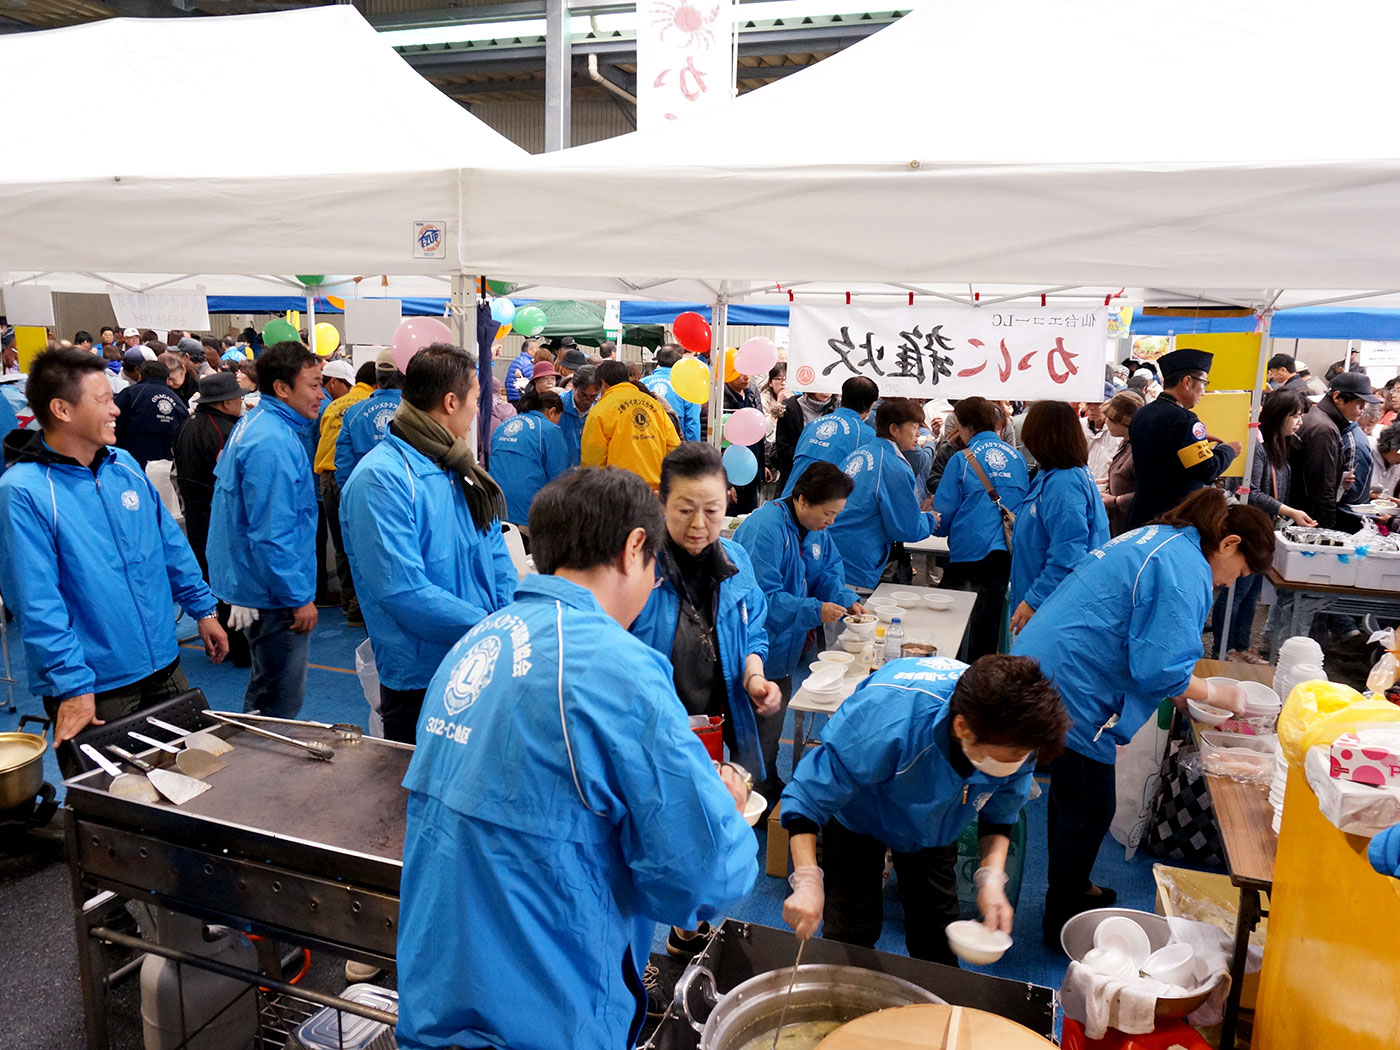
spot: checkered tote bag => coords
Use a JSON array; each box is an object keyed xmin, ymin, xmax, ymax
[{"xmin": 1142, "ymin": 713, "xmax": 1225, "ymax": 868}]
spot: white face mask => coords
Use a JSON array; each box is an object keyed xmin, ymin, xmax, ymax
[{"xmin": 962, "ymin": 741, "xmax": 1030, "ymax": 778}]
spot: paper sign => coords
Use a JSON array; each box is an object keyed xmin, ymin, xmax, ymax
[
  {"xmin": 788, "ymin": 304, "xmax": 1106, "ymax": 401},
  {"xmin": 14, "ymin": 326, "xmax": 47, "ymax": 373},
  {"xmin": 351, "ymin": 344, "xmax": 387, "ymax": 373},
  {"xmin": 1174, "ymin": 332, "xmax": 1263, "ymax": 392},
  {"xmin": 637, "ymin": 0, "xmax": 734, "ymax": 129},
  {"xmin": 345, "ymin": 299, "xmax": 402, "ymax": 345},
  {"xmin": 1360, "ymin": 341, "xmax": 1400, "ymax": 369},
  {"xmin": 2, "ymin": 284, "xmax": 55, "ymax": 326},
  {"xmin": 1193, "ymin": 391, "xmax": 1252, "ymax": 478},
  {"xmin": 109, "ymin": 291, "xmax": 209, "ymax": 333}
]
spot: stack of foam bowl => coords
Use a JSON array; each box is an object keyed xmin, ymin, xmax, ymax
[
  {"xmin": 1274, "ymin": 661, "xmax": 1327, "ymax": 711},
  {"xmin": 1269, "ymin": 737, "xmax": 1288, "ymax": 833},
  {"xmin": 1275, "ymin": 637, "xmax": 1325, "ymax": 697}
]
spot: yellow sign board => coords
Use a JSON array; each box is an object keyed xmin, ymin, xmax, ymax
[
  {"xmin": 1194, "ymin": 391, "xmax": 1252, "ymax": 478},
  {"xmin": 1173, "ymin": 331, "xmax": 1264, "ymax": 393},
  {"xmin": 14, "ymin": 326, "xmax": 47, "ymax": 374}
]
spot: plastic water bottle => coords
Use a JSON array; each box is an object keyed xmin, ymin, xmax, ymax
[
  {"xmin": 885, "ymin": 617, "xmax": 905, "ymax": 663},
  {"xmin": 871, "ymin": 627, "xmax": 887, "ymax": 670}
]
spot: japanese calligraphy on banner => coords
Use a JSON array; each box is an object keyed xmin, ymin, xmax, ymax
[
  {"xmin": 636, "ymin": 0, "xmax": 734, "ymax": 129},
  {"xmin": 788, "ymin": 305, "xmax": 1107, "ymax": 401}
]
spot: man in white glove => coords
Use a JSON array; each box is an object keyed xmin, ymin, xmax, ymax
[
  {"xmin": 779, "ymin": 654, "xmax": 1069, "ymax": 963},
  {"xmin": 227, "ymin": 606, "xmax": 259, "ymax": 632}
]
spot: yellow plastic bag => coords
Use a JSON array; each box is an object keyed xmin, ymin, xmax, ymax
[
  {"xmin": 1278, "ymin": 679, "xmax": 1364, "ymax": 766},
  {"xmin": 1299, "ymin": 697, "xmax": 1400, "ymax": 756}
]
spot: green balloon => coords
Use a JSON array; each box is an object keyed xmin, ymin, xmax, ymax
[
  {"xmin": 296, "ymin": 275, "xmax": 325, "ymax": 287},
  {"xmin": 513, "ymin": 306, "xmax": 547, "ymax": 337},
  {"xmin": 262, "ymin": 319, "xmax": 300, "ymax": 346}
]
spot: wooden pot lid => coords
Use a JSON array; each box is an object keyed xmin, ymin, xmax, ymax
[{"xmin": 816, "ymin": 1004, "xmax": 1056, "ymax": 1050}]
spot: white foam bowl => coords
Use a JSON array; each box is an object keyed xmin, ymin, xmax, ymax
[
  {"xmin": 804, "ymin": 663, "xmax": 848, "ymax": 694},
  {"xmin": 842, "ymin": 614, "xmax": 877, "ymax": 637},
  {"xmin": 923, "ymin": 593, "xmax": 955, "ymax": 610},
  {"xmin": 742, "ymin": 789, "xmax": 767, "ymax": 827},
  {"xmin": 873, "ymin": 605, "xmax": 897, "ymax": 623},
  {"xmin": 1187, "ymin": 697, "xmax": 1232, "ymax": 726},
  {"xmin": 1144, "ymin": 943, "xmax": 1195, "ymax": 986},
  {"xmin": 840, "ymin": 635, "xmax": 868, "ymax": 654},
  {"xmin": 1093, "ymin": 915, "xmax": 1152, "ymax": 969},
  {"xmin": 945, "ymin": 920, "xmax": 1012, "ymax": 965},
  {"xmin": 889, "ymin": 591, "xmax": 923, "ymax": 607},
  {"xmin": 866, "ymin": 596, "xmax": 898, "ymax": 608},
  {"xmin": 816, "ymin": 651, "xmax": 854, "ymax": 665},
  {"xmin": 1082, "ymin": 946, "xmax": 1135, "ymax": 978}
]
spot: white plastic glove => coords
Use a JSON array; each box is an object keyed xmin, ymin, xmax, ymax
[
  {"xmin": 1205, "ymin": 677, "xmax": 1247, "ymax": 715},
  {"xmin": 227, "ymin": 605, "xmax": 259, "ymax": 632},
  {"xmin": 783, "ymin": 865, "xmax": 825, "ymax": 940},
  {"xmin": 974, "ymin": 866, "xmax": 1013, "ymax": 934}
]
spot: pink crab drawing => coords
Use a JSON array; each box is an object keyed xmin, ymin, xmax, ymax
[{"xmin": 652, "ymin": 0, "xmax": 724, "ymax": 50}]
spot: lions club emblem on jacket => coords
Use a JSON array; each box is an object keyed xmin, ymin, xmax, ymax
[
  {"xmin": 815, "ymin": 419, "xmax": 839, "ymax": 441},
  {"xmin": 444, "ymin": 635, "xmax": 501, "ymax": 715},
  {"xmin": 504, "ymin": 418, "xmax": 525, "ymax": 437},
  {"xmin": 121, "ymin": 490, "xmax": 140, "ymax": 511},
  {"xmin": 984, "ymin": 447, "xmax": 1008, "ymax": 472}
]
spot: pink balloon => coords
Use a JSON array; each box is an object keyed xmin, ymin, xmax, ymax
[
  {"xmin": 391, "ymin": 317, "xmax": 454, "ymax": 373},
  {"xmin": 734, "ymin": 336, "xmax": 778, "ymax": 377},
  {"xmin": 724, "ymin": 407, "xmax": 768, "ymax": 447}
]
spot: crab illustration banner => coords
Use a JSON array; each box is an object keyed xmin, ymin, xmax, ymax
[
  {"xmin": 788, "ymin": 304, "xmax": 1108, "ymax": 401},
  {"xmin": 636, "ymin": 0, "xmax": 734, "ymax": 129}
]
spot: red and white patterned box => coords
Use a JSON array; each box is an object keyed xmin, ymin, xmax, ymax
[{"xmin": 1329, "ymin": 732, "xmax": 1400, "ymax": 788}]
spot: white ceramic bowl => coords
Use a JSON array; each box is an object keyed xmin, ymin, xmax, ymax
[
  {"xmin": 923, "ymin": 593, "xmax": 955, "ymax": 610},
  {"xmin": 816, "ymin": 650, "xmax": 854, "ymax": 665},
  {"xmin": 840, "ymin": 634, "xmax": 868, "ymax": 654},
  {"xmin": 945, "ymin": 920, "xmax": 1012, "ymax": 965},
  {"xmin": 1143, "ymin": 943, "xmax": 1195, "ymax": 986},
  {"xmin": 1187, "ymin": 696, "xmax": 1232, "ymax": 726},
  {"xmin": 1093, "ymin": 915, "xmax": 1152, "ymax": 969},
  {"xmin": 889, "ymin": 591, "xmax": 923, "ymax": 607},
  {"xmin": 743, "ymin": 789, "xmax": 767, "ymax": 827}
]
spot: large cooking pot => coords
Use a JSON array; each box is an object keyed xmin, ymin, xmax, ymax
[
  {"xmin": 0, "ymin": 716, "xmax": 50, "ymax": 812},
  {"xmin": 674, "ymin": 963, "xmax": 944, "ymax": 1050}
]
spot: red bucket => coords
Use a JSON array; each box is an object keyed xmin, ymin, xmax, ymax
[{"xmin": 689, "ymin": 715, "xmax": 725, "ymax": 762}]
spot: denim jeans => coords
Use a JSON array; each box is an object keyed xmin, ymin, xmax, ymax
[
  {"xmin": 1210, "ymin": 573, "xmax": 1264, "ymax": 657},
  {"xmin": 243, "ymin": 607, "xmax": 311, "ymax": 719}
]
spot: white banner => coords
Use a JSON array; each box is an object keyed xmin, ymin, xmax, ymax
[
  {"xmin": 1359, "ymin": 340, "xmax": 1400, "ymax": 369},
  {"xmin": 788, "ymin": 304, "xmax": 1107, "ymax": 401},
  {"xmin": 109, "ymin": 290, "xmax": 209, "ymax": 333},
  {"xmin": 2, "ymin": 284, "xmax": 55, "ymax": 326},
  {"xmin": 636, "ymin": 0, "xmax": 733, "ymax": 130},
  {"xmin": 344, "ymin": 298, "xmax": 402, "ymax": 346}
]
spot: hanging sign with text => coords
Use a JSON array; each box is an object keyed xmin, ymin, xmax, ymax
[
  {"xmin": 788, "ymin": 304, "xmax": 1107, "ymax": 400},
  {"xmin": 636, "ymin": 0, "xmax": 734, "ymax": 129},
  {"xmin": 109, "ymin": 290, "xmax": 210, "ymax": 333}
]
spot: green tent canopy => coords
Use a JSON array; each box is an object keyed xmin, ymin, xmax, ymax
[{"xmin": 519, "ymin": 299, "xmax": 663, "ymax": 349}]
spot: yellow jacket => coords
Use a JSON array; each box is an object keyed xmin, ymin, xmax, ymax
[
  {"xmin": 315, "ymin": 382, "xmax": 373, "ymax": 474},
  {"xmin": 580, "ymin": 381, "xmax": 682, "ymax": 489}
]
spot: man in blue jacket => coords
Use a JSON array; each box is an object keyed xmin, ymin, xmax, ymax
[
  {"xmin": 0, "ymin": 349, "xmax": 227, "ymax": 768},
  {"xmin": 335, "ymin": 352, "xmax": 404, "ymax": 488},
  {"xmin": 780, "ymin": 654, "xmax": 1068, "ymax": 965},
  {"xmin": 780, "ymin": 375, "xmax": 879, "ymax": 498},
  {"xmin": 557, "ymin": 363, "xmax": 600, "ymax": 466},
  {"xmin": 207, "ymin": 341, "xmax": 323, "ymax": 719},
  {"xmin": 340, "ymin": 343, "xmax": 517, "ymax": 744},
  {"xmin": 642, "ymin": 344, "xmax": 702, "ymax": 441},
  {"xmin": 504, "ymin": 337, "xmax": 539, "ymax": 402},
  {"xmin": 396, "ymin": 466, "xmax": 756, "ymax": 1050},
  {"xmin": 113, "ymin": 359, "xmax": 189, "ymax": 467}
]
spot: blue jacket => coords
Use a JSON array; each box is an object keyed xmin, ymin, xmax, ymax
[
  {"xmin": 642, "ymin": 365, "xmax": 701, "ymax": 442},
  {"xmin": 488, "ymin": 410, "xmax": 572, "ymax": 524},
  {"xmin": 1013, "ymin": 524, "xmax": 1213, "ymax": 762},
  {"xmin": 933, "ymin": 430, "xmax": 1029, "ymax": 563},
  {"xmin": 504, "ymin": 351, "xmax": 534, "ymax": 401},
  {"xmin": 733, "ymin": 499, "xmax": 856, "ymax": 680},
  {"xmin": 557, "ymin": 389, "xmax": 588, "ymax": 466},
  {"xmin": 630, "ymin": 538, "xmax": 770, "ymax": 777},
  {"xmin": 1009, "ymin": 466, "xmax": 1109, "ymax": 614},
  {"xmin": 334, "ymin": 389, "xmax": 401, "ymax": 488},
  {"xmin": 114, "ymin": 379, "xmax": 189, "ymax": 467},
  {"xmin": 396, "ymin": 575, "xmax": 756, "ymax": 1050},
  {"xmin": 340, "ymin": 434, "xmax": 517, "ymax": 690},
  {"xmin": 0, "ymin": 433, "xmax": 215, "ymax": 700},
  {"xmin": 781, "ymin": 657, "xmax": 1034, "ymax": 854},
  {"xmin": 207, "ymin": 396, "xmax": 319, "ymax": 609},
  {"xmin": 826, "ymin": 439, "xmax": 939, "ymax": 589},
  {"xmin": 781, "ymin": 407, "xmax": 875, "ymax": 497}
]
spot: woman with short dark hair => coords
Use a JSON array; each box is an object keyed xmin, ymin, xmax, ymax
[{"xmin": 1008, "ymin": 401, "xmax": 1109, "ymax": 634}]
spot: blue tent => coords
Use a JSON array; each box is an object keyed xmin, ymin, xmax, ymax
[
  {"xmin": 207, "ymin": 295, "xmax": 452, "ymax": 316},
  {"xmin": 619, "ymin": 301, "xmax": 791, "ymax": 327},
  {"xmin": 1131, "ymin": 306, "xmax": 1400, "ymax": 340}
]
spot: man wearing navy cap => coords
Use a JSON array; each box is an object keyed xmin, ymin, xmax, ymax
[{"xmin": 1127, "ymin": 348, "xmax": 1241, "ymax": 527}]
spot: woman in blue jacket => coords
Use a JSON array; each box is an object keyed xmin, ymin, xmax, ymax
[
  {"xmin": 932, "ymin": 397, "xmax": 1029, "ymax": 661},
  {"xmin": 489, "ymin": 387, "xmax": 572, "ymax": 524},
  {"xmin": 631, "ymin": 442, "xmax": 781, "ymax": 956},
  {"xmin": 1008, "ymin": 401, "xmax": 1109, "ymax": 634},
  {"xmin": 734, "ymin": 461, "xmax": 864, "ymax": 800},
  {"xmin": 1013, "ymin": 489, "xmax": 1275, "ymax": 944},
  {"xmin": 826, "ymin": 398, "xmax": 941, "ymax": 589}
]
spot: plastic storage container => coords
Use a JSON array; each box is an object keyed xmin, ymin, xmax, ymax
[
  {"xmin": 1272, "ymin": 534, "xmax": 1357, "ymax": 587},
  {"xmin": 1199, "ymin": 730, "xmax": 1276, "ymax": 781},
  {"xmin": 290, "ymin": 984, "xmax": 399, "ymax": 1050}
]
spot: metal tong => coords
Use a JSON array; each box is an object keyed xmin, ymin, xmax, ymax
[
  {"xmin": 212, "ymin": 711, "xmax": 363, "ymax": 740},
  {"xmin": 201, "ymin": 710, "xmax": 335, "ymax": 761}
]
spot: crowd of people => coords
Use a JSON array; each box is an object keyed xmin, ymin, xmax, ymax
[{"xmin": 2, "ymin": 317, "xmax": 1394, "ymax": 1050}]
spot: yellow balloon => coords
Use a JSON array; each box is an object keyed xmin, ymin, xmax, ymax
[
  {"xmin": 671, "ymin": 356, "xmax": 711, "ymax": 405},
  {"xmin": 314, "ymin": 322, "xmax": 341, "ymax": 357}
]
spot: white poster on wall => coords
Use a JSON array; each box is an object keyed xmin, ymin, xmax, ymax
[
  {"xmin": 109, "ymin": 290, "xmax": 210, "ymax": 333},
  {"xmin": 1359, "ymin": 341, "xmax": 1400, "ymax": 368},
  {"xmin": 788, "ymin": 304, "xmax": 1107, "ymax": 401},
  {"xmin": 636, "ymin": 0, "xmax": 734, "ymax": 129},
  {"xmin": 2, "ymin": 284, "xmax": 55, "ymax": 326},
  {"xmin": 345, "ymin": 298, "xmax": 402, "ymax": 346}
]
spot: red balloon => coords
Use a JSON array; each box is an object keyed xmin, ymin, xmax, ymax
[{"xmin": 673, "ymin": 311, "xmax": 712, "ymax": 354}]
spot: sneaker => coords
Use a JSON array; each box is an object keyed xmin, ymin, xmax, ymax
[
  {"xmin": 665, "ymin": 921, "xmax": 712, "ymax": 958},
  {"xmin": 643, "ymin": 963, "xmax": 667, "ymax": 1018},
  {"xmin": 344, "ymin": 959, "xmax": 383, "ymax": 983},
  {"xmin": 1227, "ymin": 648, "xmax": 1268, "ymax": 665},
  {"xmin": 344, "ymin": 607, "xmax": 365, "ymax": 628}
]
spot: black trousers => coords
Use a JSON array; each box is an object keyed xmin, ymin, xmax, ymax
[
  {"xmin": 320, "ymin": 473, "xmax": 357, "ymax": 613},
  {"xmin": 940, "ymin": 549, "xmax": 1010, "ymax": 662},
  {"xmin": 756, "ymin": 675, "xmax": 794, "ymax": 797},
  {"xmin": 380, "ymin": 685, "xmax": 428, "ymax": 745},
  {"xmin": 1045, "ymin": 747, "xmax": 1117, "ymax": 926},
  {"xmin": 822, "ymin": 818, "xmax": 960, "ymax": 966}
]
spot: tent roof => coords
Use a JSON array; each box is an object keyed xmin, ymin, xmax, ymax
[
  {"xmin": 0, "ymin": 7, "xmax": 525, "ymax": 275},
  {"xmin": 461, "ymin": 0, "xmax": 1400, "ymax": 295}
]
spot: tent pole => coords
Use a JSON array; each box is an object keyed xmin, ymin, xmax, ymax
[
  {"xmin": 451, "ymin": 273, "xmax": 484, "ymax": 459},
  {"xmin": 305, "ymin": 288, "xmax": 316, "ymax": 354},
  {"xmin": 707, "ymin": 282, "xmax": 729, "ymax": 447},
  {"xmin": 1219, "ymin": 310, "xmax": 1273, "ymax": 658}
]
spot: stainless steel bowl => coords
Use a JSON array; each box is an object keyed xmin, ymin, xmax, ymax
[{"xmin": 1060, "ymin": 907, "xmax": 1225, "ymax": 1020}]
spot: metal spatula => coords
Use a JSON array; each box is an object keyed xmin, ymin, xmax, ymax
[
  {"xmin": 129, "ymin": 730, "xmax": 227, "ymax": 778},
  {"xmin": 80, "ymin": 744, "xmax": 161, "ymax": 803},
  {"xmin": 107, "ymin": 745, "xmax": 212, "ymax": 805},
  {"xmin": 145, "ymin": 716, "xmax": 235, "ymax": 757}
]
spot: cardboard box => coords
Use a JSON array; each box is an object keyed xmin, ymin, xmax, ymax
[
  {"xmin": 1329, "ymin": 732, "xmax": 1400, "ymax": 787},
  {"xmin": 766, "ymin": 802, "xmax": 789, "ymax": 878}
]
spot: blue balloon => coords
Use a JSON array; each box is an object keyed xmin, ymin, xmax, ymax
[
  {"xmin": 490, "ymin": 298, "xmax": 517, "ymax": 325},
  {"xmin": 722, "ymin": 443, "xmax": 758, "ymax": 486}
]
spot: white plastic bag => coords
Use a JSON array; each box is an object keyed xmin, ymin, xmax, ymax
[
  {"xmin": 355, "ymin": 638, "xmax": 384, "ymax": 738},
  {"xmin": 1110, "ymin": 700, "xmax": 1172, "ymax": 854},
  {"xmin": 145, "ymin": 459, "xmax": 183, "ymax": 525},
  {"xmin": 1305, "ymin": 744, "xmax": 1400, "ymax": 837}
]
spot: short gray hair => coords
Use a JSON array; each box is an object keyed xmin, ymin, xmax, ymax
[
  {"xmin": 1378, "ymin": 421, "xmax": 1400, "ymax": 457},
  {"xmin": 572, "ymin": 364, "xmax": 599, "ymax": 390}
]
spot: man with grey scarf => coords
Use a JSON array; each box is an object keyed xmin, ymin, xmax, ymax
[{"xmin": 341, "ymin": 343, "xmax": 518, "ymax": 745}]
